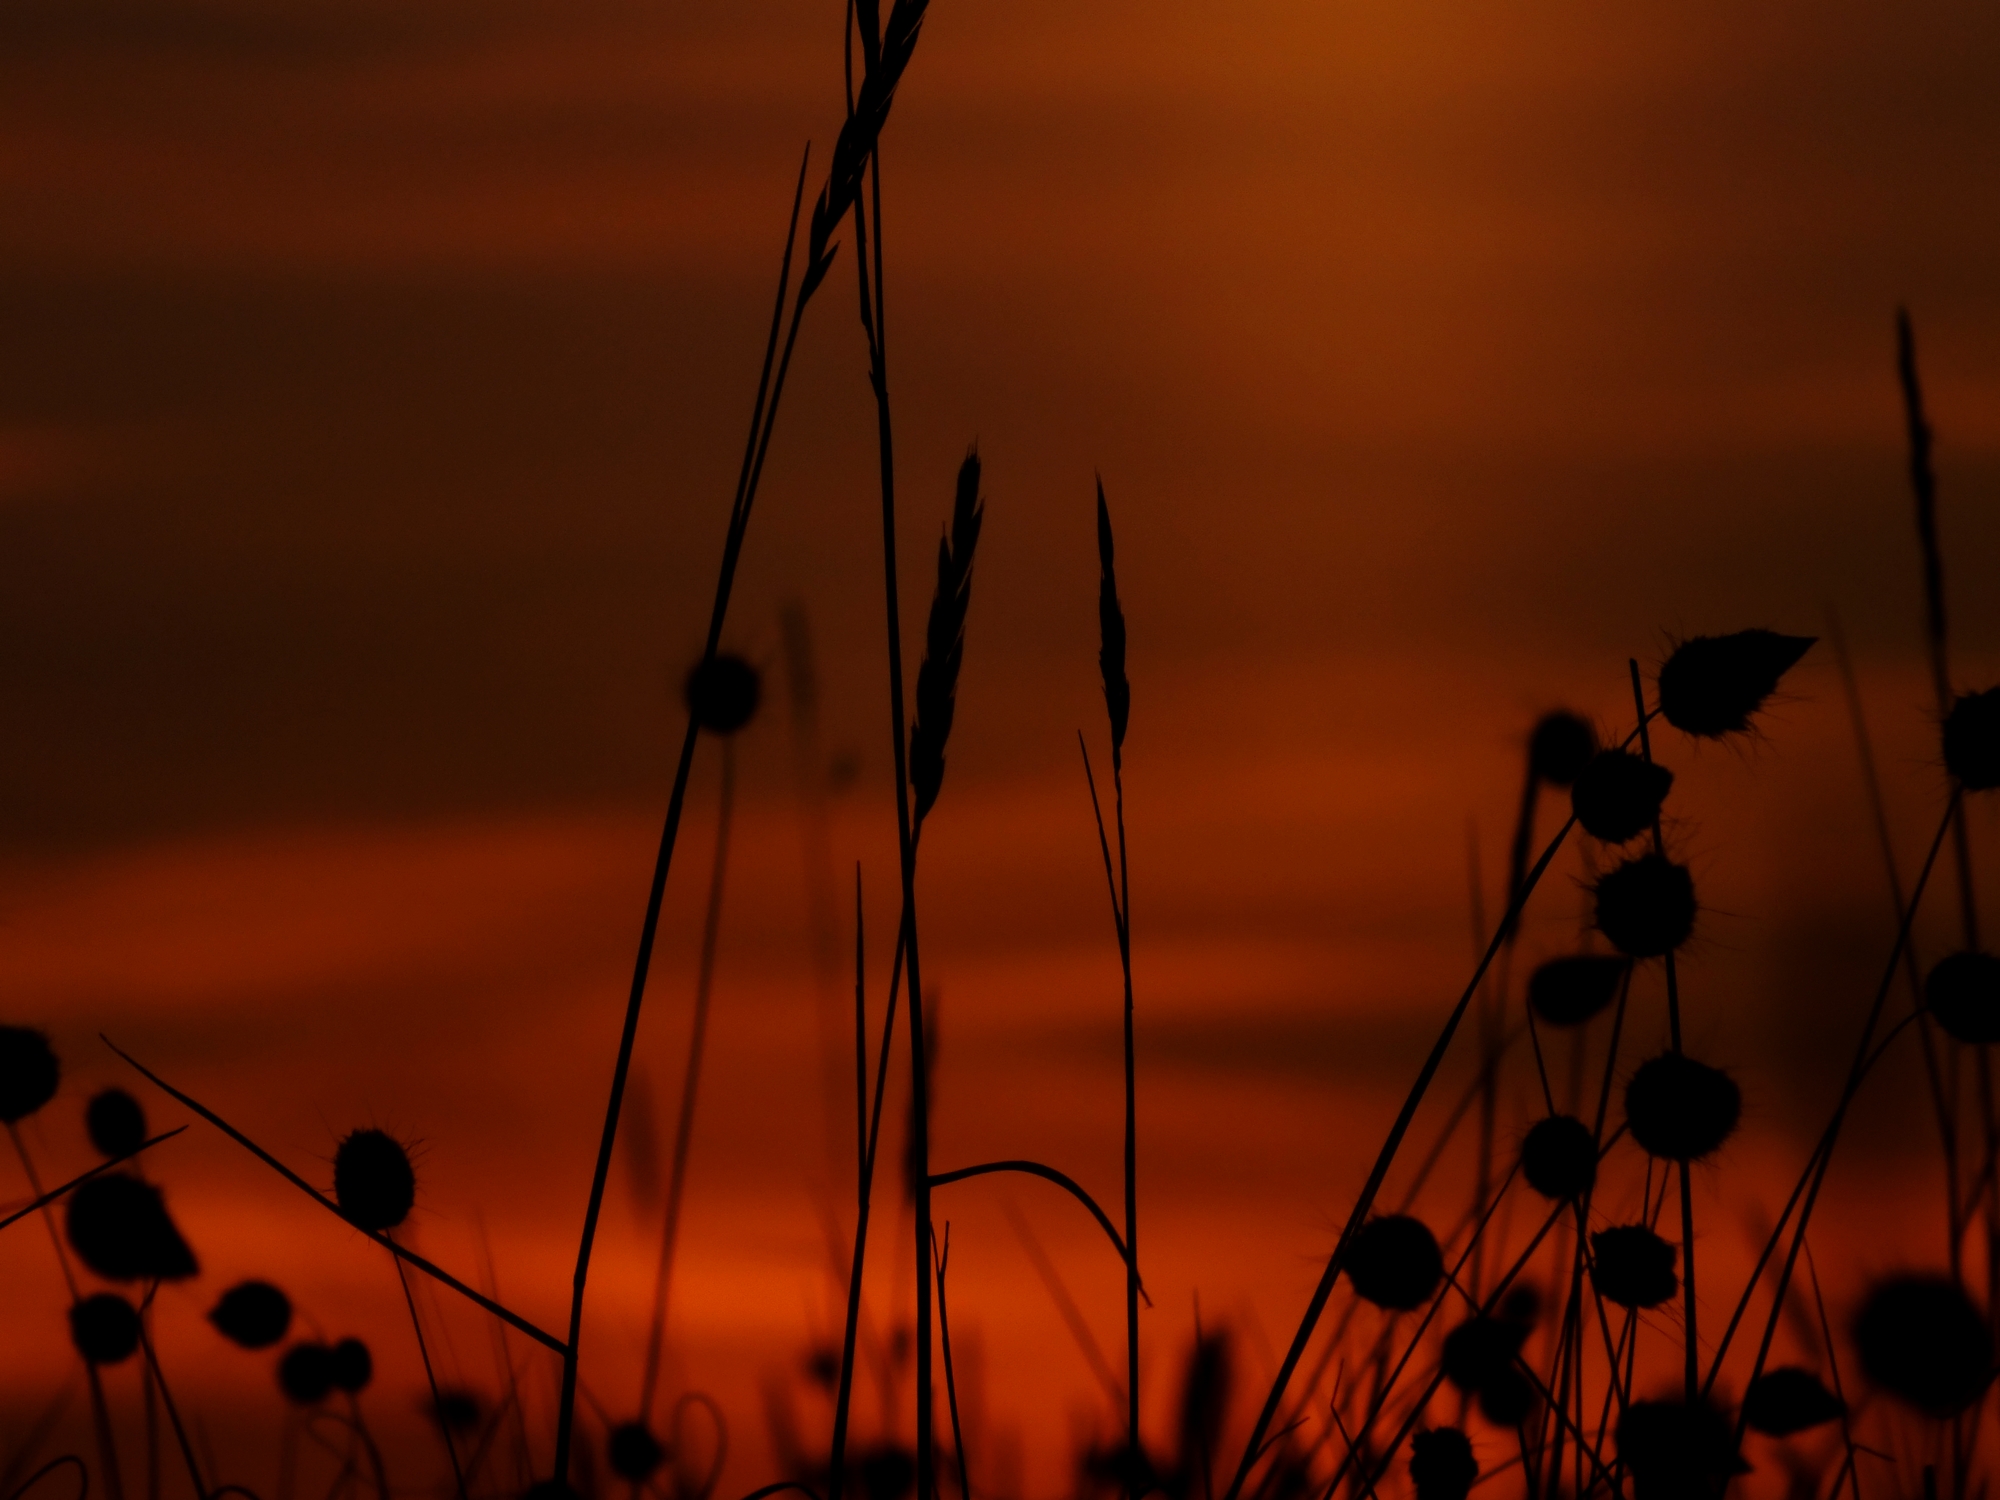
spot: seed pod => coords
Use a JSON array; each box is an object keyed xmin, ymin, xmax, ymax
[
  {"xmin": 0, "ymin": 1026, "xmax": 59, "ymax": 1124},
  {"xmin": 1527, "ymin": 955, "xmax": 1629, "ymax": 1027},
  {"xmin": 1942, "ymin": 686, "xmax": 2000, "ymax": 791},
  {"xmin": 1590, "ymin": 1225, "xmax": 1677, "ymax": 1309},
  {"xmin": 209, "ymin": 1281, "xmax": 292, "ymax": 1350},
  {"xmin": 608, "ymin": 1422, "xmax": 665, "ymax": 1481},
  {"xmin": 1594, "ymin": 853, "xmax": 1696, "ymax": 958},
  {"xmin": 333, "ymin": 1129, "xmax": 415, "ymax": 1232},
  {"xmin": 1441, "ymin": 1317, "xmax": 1526, "ymax": 1395},
  {"xmin": 1614, "ymin": 1400, "xmax": 1746, "ymax": 1500},
  {"xmin": 70, "ymin": 1293, "xmax": 143, "ymax": 1366},
  {"xmin": 1853, "ymin": 1275, "xmax": 1993, "ymax": 1418},
  {"xmin": 1477, "ymin": 1365, "xmax": 1534, "ymax": 1427},
  {"xmin": 1656, "ymin": 629, "xmax": 1814, "ymax": 738},
  {"xmin": 683, "ymin": 654, "xmax": 761, "ymax": 736},
  {"xmin": 1625, "ymin": 1053, "xmax": 1741, "ymax": 1161},
  {"xmin": 86, "ymin": 1089, "xmax": 146, "ymax": 1159},
  {"xmin": 279, "ymin": 1343, "xmax": 336, "ymax": 1405},
  {"xmin": 1409, "ymin": 1428, "xmax": 1476, "ymax": 1500},
  {"xmin": 1344, "ymin": 1215, "xmax": 1443, "ymax": 1311},
  {"xmin": 1741, "ymin": 1367, "xmax": 1844, "ymax": 1437},
  {"xmin": 1520, "ymin": 1115, "xmax": 1597, "ymax": 1200},
  {"xmin": 1571, "ymin": 751, "xmax": 1673, "ymax": 844},
  {"xmin": 329, "ymin": 1338, "xmax": 373, "ymax": 1394},
  {"xmin": 1925, "ymin": 952, "xmax": 2000, "ymax": 1045},
  {"xmin": 66, "ymin": 1174, "xmax": 198, "ymax": 1282},
  {"xmin": 1528, "ymin": 713, "xmax": 1596, "ymax": 788}
]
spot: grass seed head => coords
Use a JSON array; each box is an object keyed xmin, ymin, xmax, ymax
[
  {"xmin": 1096, "ymin": 480, "xmax": 1130, "ymax": 760},
  {"xmin": 1656, "ymin": 629, "xmax": 1814, "ymax": 738},
  {"xmin": 1741, "ymin": 1367, "xmax": 1844, "ymax": 1437},
  {"xmin": 1625, "ymin": 1053, "xmax": 1741, "ymax": 1161},
  {"xmin": 1408, "ymin": 1428, "xmax": 1476, "ymax": 1500},
  {"xmin": 86, "ymin": 1088, "xmax": 146, "ymax": 1158},
  {"xmin": 608, "ymin": 1422, "xmax": 666, "ymax": 1482},
  {"xmin": 1614, "ymin": 1400, "xmax": 1745, "ymax": 1500},
  {"xmin": 1529, "ymin": 712, "xmax": 1596, "ymax": 787},
  {"xmin": 333, "ymin": 1128, "xmax": 415, "ymax": 1232},
  {"xmin": 1942, "ymin": 687, "xmax": 2000, "ymax": 790},
  {"xmin": 683, "ymin": 654, "xmax": 762, "ymax": 736},
  {"xmin": 0, "ymin": 1025, "xmax": 59, "ymax": 1124},
  {"xmin": 1571, "ymin": 751, "xmax": 1673, "ymax": 844},
  {"xmin": 329, "ymin": 1338, "xmax": 373, "ymax": 1394},
  {"xmin": 1924, "ymin": 951, "xmax": 2000, "ymax": 1044},
  {"xmin": 1852, "ymin": 1275, "xmax": 1994, "ymax": 1418},
  {"xmin": 65, "ymin": 1173, "xmax": 198, "ymax": 1282},
  {"xmin": 209, "ymin": 1280, "xmax": 293, "ymax": 1350},
  {"xmin": 1344, "ymin": 1214, "xmax": 1443, "ymax": 1311},
  {"xmin": 1520, "ymin": 1114, "xmax": 1597, "ymax": 1200},
  {"xmin": 69, "ymin": 1292, "xmax": 142, "ymax": 1366},
  {"xmin": 1590, "ymin": 1225, "xmax": 1678, "ymax": 1309},
  {"xmin": 278, "ymin": 1342, "xmax": 336, "ymax": 1405},
  {"xmin": 909, "ymin": 450, "xmax": 985, "ymax": 827},
  {"xmin": 1594, "ymin": 853, "xmax": 1696, "ymax": 958},
  {"xmin": 1527, "ymin": 955, "xmax": 1629, "ymax": 1027}
]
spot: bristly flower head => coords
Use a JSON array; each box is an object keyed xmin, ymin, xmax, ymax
[
  {"xmin": 1656, "ymin": 629, "xmax": 1814, "ymax": 738},
  {"xmin": 0, "ymin": 1026, "xmax": 59, "ymax": 1124},
  {"xmin": 1571, "ymin": 750, "xmax": 1673, "ymax": 844},
  {"xmin": 1942, "ymin": 686, "xmax": 2000, "ymax": 791},
  {"xmin": 1590, "ymin": 1225, "xmax": 1677, "ymax": 1309},
  {"xmin": 279, "ymin": 1342, "xmax": 336, "ymax": 1405},
  {"xmin": 1527, "ymin": 954, "xmax": 1629, "ymax": 1027},
  {"xmin": 333, "ymin": 1128, "xmax": 416, "ymax": 1233},
  {"xmin": 1853, "ymin": 1275, "xmax": 1993, "ymax": 1418},
  {"xmin": 1096, "ymin": 479, "xmax": 1129, "ymax": 766},
  {"xmin": 70, "ymin": 1293, "xmax": 143, "ymax": 1366},
  {"xmin": 209, "ymin": 1281, "xmax": 294, "ymax": 1350},
  {"xmin": 1741, "ymin": 1367, "xmax": 1844, "ymax": 1437},
  {"xmin": 66, "ymin": 1174, "xmax": 198, "ymax": 1282},
  {"xmin": 684, "ymin": 653, "xmax": 761, "ymax": 736},
  {"xmin": 1408, "ymin": 1429, "xmax": 1476, "ymax": 1500},
  {"xmin": 330, "ymin": 1338, "xmax": 373, "ymax": 1394},
  {"xmin": 909, "ymin": 448, "xmax": 985, "ymax": 828},
  {"xmin": 1594, "ymin": 853, "xmax": 1696, "ymax": 958},
  {"xmin": 1344, "ymin": 1215, "xmax": 1442, "ymax": 1311},
  {"xmin": 1528, "ymin": 712, "xmax": 1595, "ymax": 788},
  {"xmin": 1520, "ymin": 1115, "xmax": 1597, "ymax": 1200},
  {"xmin": 1926, "ymin": 951, "xmax": 2000, "ymax": 1045},
  {"xmin": 1624, "ymin": 1053, "xmax": 1741, "ymax": 1161},
  {"xmin": 608, "ymin": 1423, "xmax": 666, "ymax": 1482},
  {"xmin": 87, "ymin": 1088, "xmax": 146, "ymax": 1159},
  {"xmin": 1614, "ymin": 1400, "xmax": 1746, "ymax": 1500}
]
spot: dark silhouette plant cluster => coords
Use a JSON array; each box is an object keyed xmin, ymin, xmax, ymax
[{"xmin": 3, "ymin": 13, "xmax": 1999, "ymax": 1500}]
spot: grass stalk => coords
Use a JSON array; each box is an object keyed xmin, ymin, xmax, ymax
[
  {"xmin": 392, "ymin": 1246, "xmax": 469, "ymax": 1500},
  {"xmin": 931, "ymin": 1227, "xmax": 971, "ymax": 1500}
]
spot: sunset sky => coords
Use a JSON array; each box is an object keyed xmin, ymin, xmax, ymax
[{"xmin": 3, "ymin": 3, "xmax": 1999, "ymax": 1497}]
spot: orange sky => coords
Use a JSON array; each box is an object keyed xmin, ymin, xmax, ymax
[{"xmin": 3, "ymin": 3, "xmax": 2000, "ymax": 1499}]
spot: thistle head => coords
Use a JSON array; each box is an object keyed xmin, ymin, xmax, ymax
[
  {"xmin": 70, "ymin": 1293, "xmax": 142, "ymax": 1366},
  {"xmin": 0, "ymin": 1026, "xmax": 59, "ymax": 1125},
  {"xmin": 1656, "ymin": 629, "xmax": 1814, "ymax": 738},
  {"xmin": 1594, "ymin": 853, "xmax": 1696, "ymax": 958},
  {"xmin": 1624, "ymin": 1053, "xmax": 1741, "ymax": 1161},
  {"xmin": 1440, "ymin": 1317, "xmax": 1526, "ymax": 1396},
  {"xmin": 330, "ymin": 1338, "xmax": 373, "ymax": 1394},
  {"xmin": 333, "ymin": 1128, "xmax": 415, "ymax": 1233},
  {"xmin": 684, "ymin": 654, "xmax": 761, "ymax": 736},
  {"xmin": 1741, "ymin": 1367, "xmax": 1843, "ymax": 1437},
  {"xmin": 278, "ymin": 1342, "xmax": 336, "ymax": 1405},
  {"xmin": 86, "ymin": 1089, "xmax": 146, "ymax": 1159},
  {"xmin": 1528, "ymin": 712, "xmax": 1595, "ymax": 787},
  {"xmin": 1408, "ymin": 1429, "xmax": 1476, "ymax": 1500},
  {"xmin": 209, "ymin": 1280, "xmax": 293, "ymax": 1350},
  {"xmin": 1943, "ymin": 686, "xmax": 2000, "ymax": 791},
  {"xmin": 1571, "ymin": 751, "xmax": 1673, "ymax": 844},
  {"xmin": 1614, "ymin": 1400, "xmax": 1745, "ymax": 1500},
  {"xmin": 608, "ymin": 1422, "xmax": 666, "ymax": 1482},
  {"xmin": 66, "ymin": 1173, "xmax": 198, "ymax": 1282},
  {"xmin": 1344, "ymin": 1215, "xmax": 1442, "ymax": 1311},
  {"xmin": 1853, "ymin": 1275, "xmax": 1993, "ymax": 1418},
  {"xmin": 1590, "ymin": 1225, "xmax": 1677, "ymax": 1309},
  {"xmin": 1526, "ymin": 954, "xmax": 1628, "ymax": 1027},
  {"xmin": 1924, "ymin": 951, "xmax": 2000, "ymax": 1045},
  {"xmin": 1520, "ymin": 1114, "xmax": 1596, "ymax": 1200}
]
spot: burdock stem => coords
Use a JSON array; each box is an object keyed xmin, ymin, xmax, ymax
[
  {"xmin": 1221, "ymin": 812, "xmax": 1579, "ymax": 1500},
  {"xmin": 1628, "ymin": 659, "xmax": 1697, "ymax": 1403},
  {"xmin": 639, "ymin": 741, "xmax": 738, "ymax": 1421},
  {"xmin": 555, "ymin": 146, "xmax": 817, "ymax": 1485}
]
